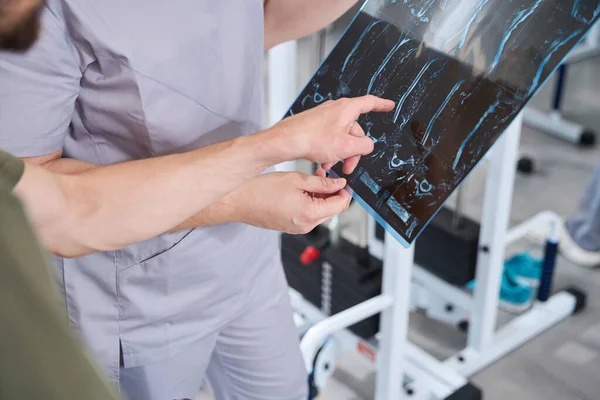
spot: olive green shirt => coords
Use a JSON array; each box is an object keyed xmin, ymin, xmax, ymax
[{"xmin": 0, "ymin": 149, "xmax": 120, "ymax": 400}]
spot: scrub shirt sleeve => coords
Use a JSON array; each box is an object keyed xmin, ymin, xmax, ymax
[{"xmin": 0, "ymin": 7, "xmax": 81, "ymax": 157}]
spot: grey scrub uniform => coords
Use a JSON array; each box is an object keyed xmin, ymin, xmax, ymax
[{"xmin": 0, "ymin": 1, "xmax": 306, "ymax": 399}]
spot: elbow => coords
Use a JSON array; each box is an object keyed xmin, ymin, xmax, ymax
[
  {"xmin": 41, "ymin": 225, "xmax": 108, "ymax": 259},
  {"xmin": 37, "ymin": 223, "xmax": 99, "ymax": 259},
  {"xmin": 50, "ymin": 246, "xmax": 89, "ymax": 259},
  {"xmin": 40, "ymin": 177, "xmax": 106, "ymax": 258}
]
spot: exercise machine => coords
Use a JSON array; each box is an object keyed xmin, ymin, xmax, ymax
[
  {"xmin": 282, "ymin": 114, "xmax": 586, "ymax": 400},
  {"xmin": 268, "ymin": 16, "xmax": 588, "ymax": 400}
]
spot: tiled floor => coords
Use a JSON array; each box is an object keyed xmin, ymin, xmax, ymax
[{"xmin": 200, "ymin": 16, "xmax": 600, "ymax": 400}]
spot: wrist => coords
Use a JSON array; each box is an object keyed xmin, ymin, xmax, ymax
[
  {"xmin": 219, "ymin": 189, "xmax": 244, "ymax": 224},
  {"xmin": 253, "ymin": 124, "xmax": 302, "ymax": 166}
]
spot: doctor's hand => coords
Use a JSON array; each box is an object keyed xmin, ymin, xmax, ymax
[
  {"xmin": 270, "ymin": 95, "xmax": 395, "ymax": 174},
  {"xmin": 229, "ymin": 171, "xmax": 351, "ymax": 234}
]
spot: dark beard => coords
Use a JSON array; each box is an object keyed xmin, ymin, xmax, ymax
[{"xmin": 0, "ymin": 6, "xmax": 41, "ymax": 52}]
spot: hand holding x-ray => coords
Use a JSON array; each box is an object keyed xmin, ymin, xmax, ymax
[{"xmin": 271, "ymin": 94, "xmax": 395, "ymax": 173}]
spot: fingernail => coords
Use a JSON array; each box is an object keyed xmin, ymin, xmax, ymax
[{"xmin": 336, "ymin": 178, "xmax": 347, "ymax": 186}]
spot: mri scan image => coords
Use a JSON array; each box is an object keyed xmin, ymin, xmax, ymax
[{"xmin": 285, "ymin": 0, "xmax": 600, "ymax": 246}]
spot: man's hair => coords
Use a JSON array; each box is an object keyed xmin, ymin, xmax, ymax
[{"xmin": 0, "ymin": 0, "xmax": 43, "ymax": 52}]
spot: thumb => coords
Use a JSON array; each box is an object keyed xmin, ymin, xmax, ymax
[
  {"xmin": 311, "ymin": 190, "xmax": 352, "ymax": 221},
  {"xmin": 301, "ymin": 175, "xmax": 347, "ymax": 194}
]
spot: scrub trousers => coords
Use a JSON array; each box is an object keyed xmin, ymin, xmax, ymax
[
  {"xmin": 566, "ymin": 162, "xmax": 600, "ymax": 252},
  {"xmin": 118, "ymin": 267, "xmax": 308, "ymax": 400}
]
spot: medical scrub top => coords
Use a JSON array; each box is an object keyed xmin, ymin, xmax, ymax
[
  {"xmin": 0, "ymin": 0, "xmax": 280, "ymax": 382},
  {"xmin": 0, "ymin": 149, "xmax": 120, "ymax": 400}
]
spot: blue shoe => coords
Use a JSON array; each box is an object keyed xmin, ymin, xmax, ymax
[
  {"xmin": 467, "ymin": 267, "xmax": 534, "ymax": 313},
  {"xmin": 504, "ymin": 251, "xmax": 542, "ymax": 287},
  {"xmin": 500, "ymin": 268, "xmax": 535, "ymax": 312}
]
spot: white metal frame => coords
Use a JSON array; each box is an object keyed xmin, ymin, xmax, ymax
[
  {"xmin": 523, "ymin": 107, "xmax": 589, "ymax": 144},
  {"xmin": 468, "ymin": 114, "xmax": 522, "ymax": 352},
  {"xmin": 293, "ymin": 115, "xmax": 579, "ymax": 399},
  {"xmin": 268, "ymin": 34, "xmax": 579, "ymax": 400}
]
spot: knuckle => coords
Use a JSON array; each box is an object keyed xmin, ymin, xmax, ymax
[
  {"xmin": 339, "ymin": 138, "xmax": 354, "ymax": 155},
  {"xmin": 367, "ymin": 95, "xmax": 378, "ymax": 107},
  {"xmin": 336, "ymin": 97, "xmax": 349, "ymax": 106}
]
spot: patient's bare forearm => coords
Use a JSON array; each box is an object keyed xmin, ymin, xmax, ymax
[
  {"xmin": 37, "ymin": 156, "xmax": 237, "ymax": 233},
  {"xmin": 15, "ymin": 130, "xmax": 290, "ymax": 257},
  {"xmin": 170, "ymin": 190, "xmax": 239, "ymax": 231}
]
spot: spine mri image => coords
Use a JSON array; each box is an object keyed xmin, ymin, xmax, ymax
[{"xmin": 285, "ymin": 0, "xmax": 600, "ymax": 247}]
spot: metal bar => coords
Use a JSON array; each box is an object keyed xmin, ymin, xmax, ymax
[
  {"xmin": 329, "ymin": 215, "xmax": 341, "ymax": 247},
  {"xmin": 522, "ymin": 107, "xmax": 585, "ymax": 144},
  {"xmin": 292, "ymin": 287, "xmax": 465, "ymax": 398},
  {"xmin": 375, "ymin": 235, "xmax": 415, "ymax": 400},
  {"xmin": 358, "ymin": 209, "xmax": 370, "ymax": 249},
  {"xmin": 537, "ymin": 240, "xmax": 559, "ymax": 302},
  {"xmin": 447, "ymin": 292, "xmax": 576, "ymax": 377},
  {"xmin": 505, "ymin": 210, "xmax": 561, "ymax": 245},
  {"xmin": 405, "ymin": 343, "xmax": 467, "ymax": 390},
  {"xmin": 467, "ymin": 114, "xmax": 522, "ymax": 352},
  {"xmin": 321, "ymin": 261, "xmax": 333, "ymax": 316},
  {"xmin": 412, "ymin": 265, "xmax": 473, "ymax": 312},
  {"xmin": 367, "ymin": 216, "xmax": 385, "ymax": 259},
  {"xmin": 357, "ymin": 209, "xmax": 371, "ymax": 266},
  {"xmin": 300, "ymin": 294, "xmax": 393, "ymax": 371}
]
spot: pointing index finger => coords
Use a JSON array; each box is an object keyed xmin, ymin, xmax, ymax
[{"xmin": 350, "ymin": 95, "xmax": 396, "ymax": 117}]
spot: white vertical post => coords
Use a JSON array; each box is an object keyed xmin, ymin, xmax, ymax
[
  {"xmin": 267, "ymin": 41, "xmax": 298, "ymax": 172},
  {"xmin": 375, "ymin": 234, "xmax": 414, "ymax": 400},
  {"xmin": 368, "ymin": 218, "xmax": 384, "ymax": 260},
  {"xmin": 467, "ymin": 114, "xmax": 522, "ymax": 352}
]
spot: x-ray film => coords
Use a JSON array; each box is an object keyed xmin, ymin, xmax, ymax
[{"xmin": 285, "ymin": 0, "xmax": 600, "ymax": 247}]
